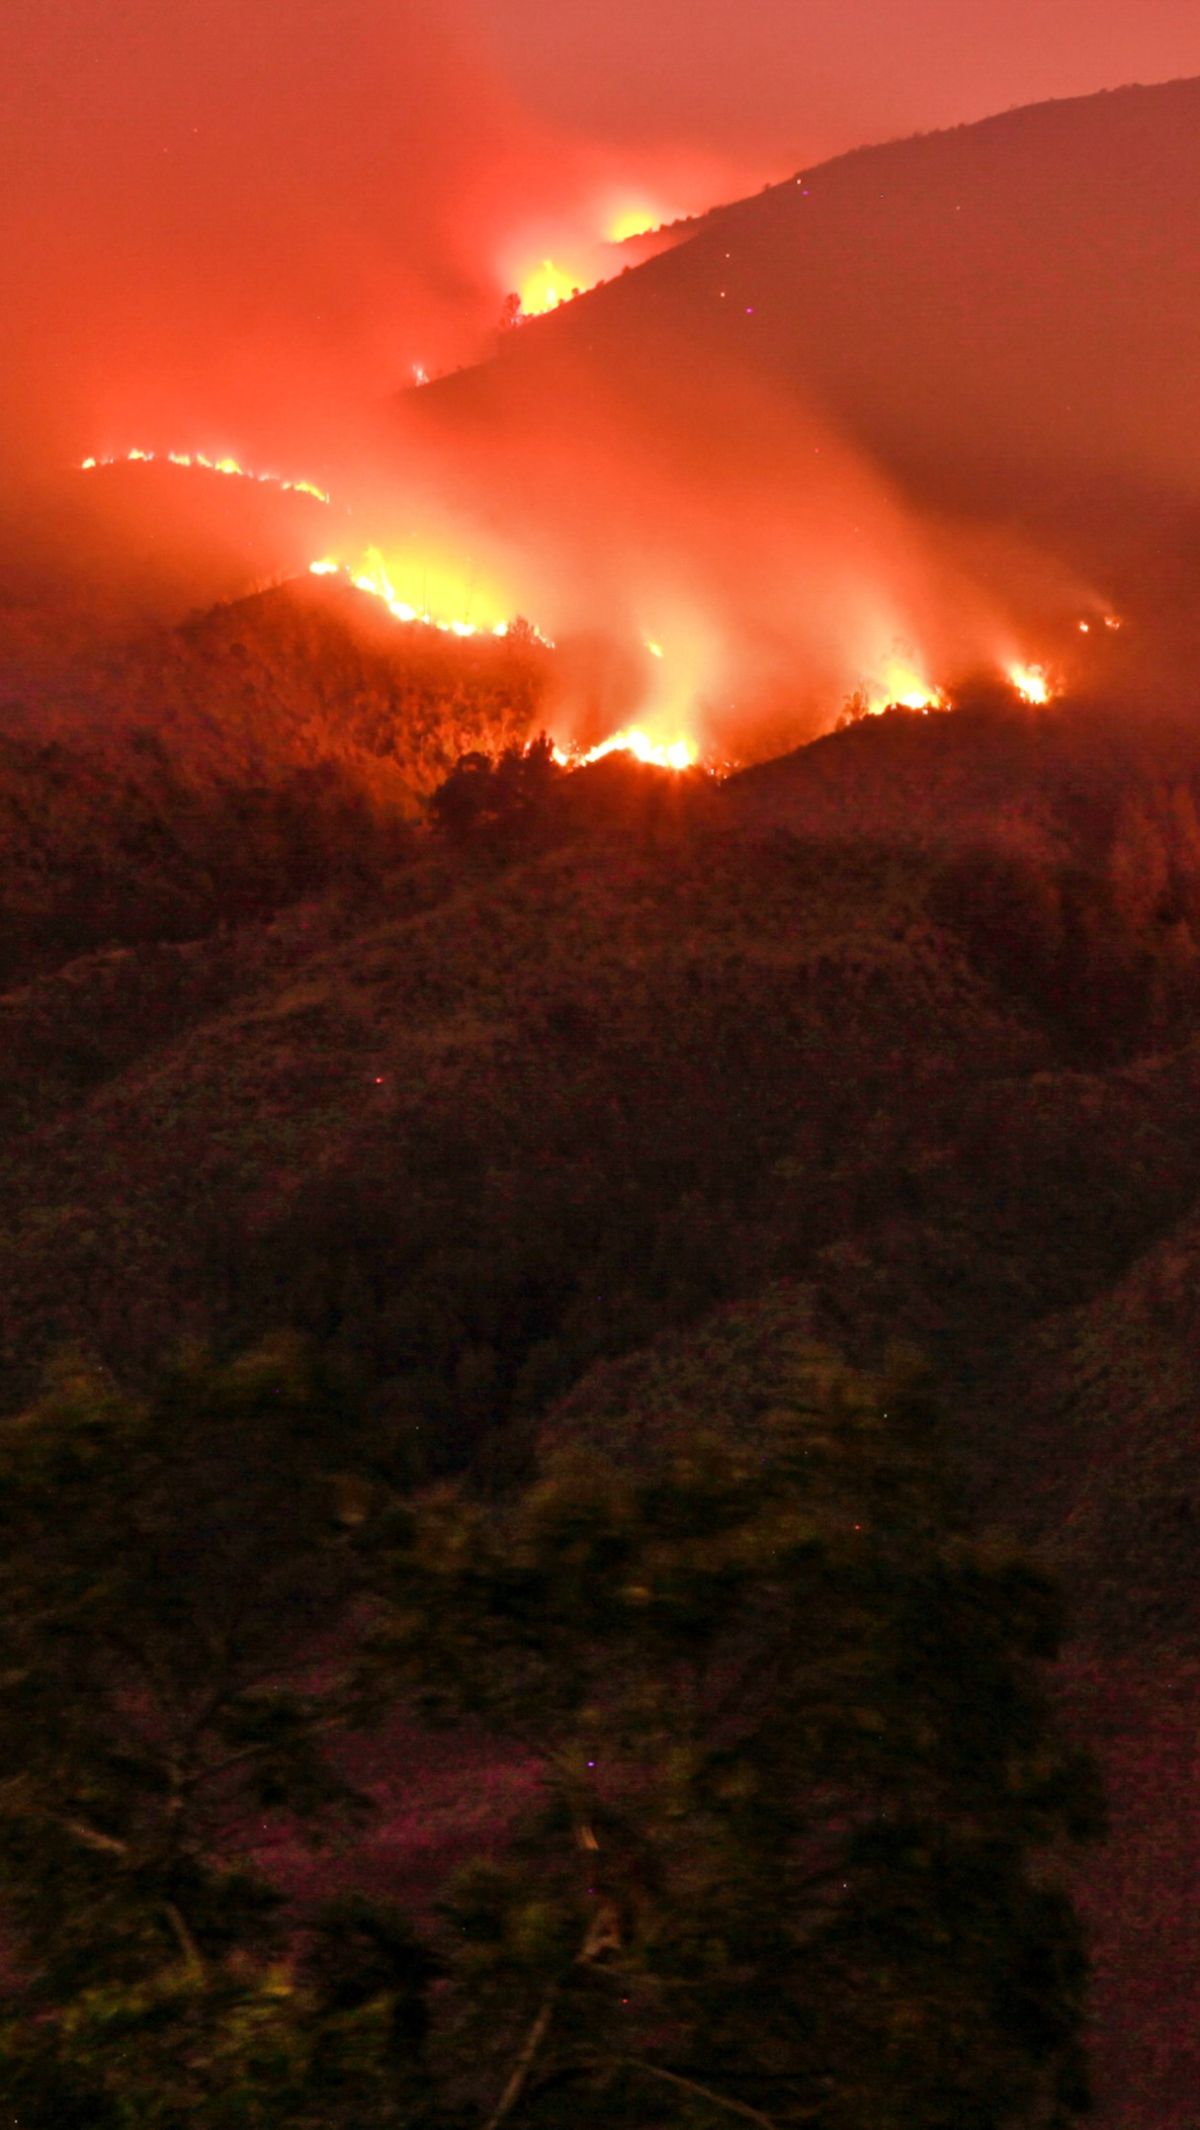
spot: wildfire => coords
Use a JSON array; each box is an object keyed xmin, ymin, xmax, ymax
[
  {"xmin": 517, "ymin": 259, "xmax": 584, "ymax": 316},
  {"xmin": 80, "ymin": 449, "xmax": 330, "ymax": 505},
  {"xmin": 76, "ymin": 449, "xmax": 697, "ymax": 771},
  {"xmin": 309, "ymin": 556, "xmax": 517, "ymax": 641},
  {"xmin": 606, "ymin": 205, "xmax": 662, "ymax": 243},
  {"xmin": 864, "ymin": 661, "xmax": 946, "ymax": 714},
  {"xmin": 317, "ymin": 566, "xmax": 695, "ymax": 768},
  {"xmin": 556, "ymin": 728, "xmax": 697, "ymax": 772},
  {"xmin": 1007, "ymin": 661, "xmax": 1052, "ymax": 704}
]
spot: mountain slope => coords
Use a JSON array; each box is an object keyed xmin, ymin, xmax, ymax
[
  {"xmin": 423, "ymin": 76, "xmax": 1200, "ymax": 546},
  {"xmin": 6, "ymin": 639, "xmax": 1200, "ymax": 2120}
]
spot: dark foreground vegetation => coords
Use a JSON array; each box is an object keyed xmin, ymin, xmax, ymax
[
  {"xmin": 0, "ymin": 1335, "xmax": 1097, "ymax": 2129},
  {"xmin": 5, "ymin": 604, "xmax": 1200, "ymax": 2124}
]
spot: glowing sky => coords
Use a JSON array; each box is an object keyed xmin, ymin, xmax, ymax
[{"xmin": 476, "ymin": 0, "xmax": 1200, "ymax": 161}]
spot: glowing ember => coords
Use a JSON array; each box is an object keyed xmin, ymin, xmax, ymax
[
  {"xmin": 1007, "ymin": 661, "xmax": 1052, "ymax": 704},
  {"xmin": 80, "ymin": 449, "xmax": 330, "ymax": 505}
]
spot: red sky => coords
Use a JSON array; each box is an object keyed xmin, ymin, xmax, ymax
[{"xmin": 474, "ymin": 0, "xmax": 1200, "ymax": 161}]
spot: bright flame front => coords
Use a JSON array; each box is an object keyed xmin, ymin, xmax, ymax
[
  {"xmin": 80, "ymin": 448, "xmax": 330, "ymax": 505},
  {"xmin": 863, "ymin": 660, "xmax": 946, "ymax": 714},
  {"xmin": 558, "ymin": 727, "xmax": 697, "ymax": 772},
  {"xmin": 517, "ymin": 260, "xmax": 584, "ymax": 316},
  {"xmin": 1007, "ymin": 662, "xmax": 1052, "ymax": 704},
  {"xmin": 310, "ymin": 553, "xmax": 520, "ymax": 641}
]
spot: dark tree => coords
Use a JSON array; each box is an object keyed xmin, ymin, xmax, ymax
[
  {"xmin": 430, "ymin": 735, "xmax": 565, "ymax": 853},
  {"xmin": 368, "ymin": 1350, "xmax": 1100, "ymax": 2130}
]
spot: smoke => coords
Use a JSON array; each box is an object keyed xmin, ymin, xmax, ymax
[
  {"xmin": 0, "ymin": 0, "xmax": 773, "ymax": 681},
  {"xmin": 0, "ymin": 0, "xmax": 757, "ymax": 477},
  {"xmin": 0, "ymin": 3, "xmax": 505, "ymax": 466},
  {"xmin": 333, "ymin": 317, "xmax": 1094, "ymax": 760}
]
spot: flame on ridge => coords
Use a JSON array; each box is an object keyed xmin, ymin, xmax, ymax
[
  {"xmin": 317, "ymin": 562, "xmax": 695, "ymax": 767},
  {"xmin": 554, "ymin": 729, "xmax": 697, "ymax": 772},
  {"xmin": 80, "ymin": 449, "xmax": 330, "ymax": 504},
  {"xmin": 75, "ymin": 452, "xmax": 1068, "ymax": 769},
  {"xmin": 606, "ymin": 205, "xmax": 662, "ymax": 243},
  {"xmin": 505, "ymin": 175, "xmax": 687, "ymax": 319},
  {"xmin": 863, "ymin": 660, "xmax": 947, "ymax": 714},
  {"xmin": 516, "ymin": 259, "xmax": 585, "ymax": 317},
  {"xmin": 310, "ymin": 555, "xmax": 520, "ymax": 641}
]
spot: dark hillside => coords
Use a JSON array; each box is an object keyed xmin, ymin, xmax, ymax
[
  {"xmin": 4, "ymin": 674, "xmax": 1200, "ymax": 2119},
  {"xmin": 722, "ymin": 699, "xmax": 1174, "ymax": 852}
]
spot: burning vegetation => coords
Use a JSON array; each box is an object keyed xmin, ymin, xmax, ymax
[
  {"xmin": 80, "ymin": 449, "xmax": 331, "ymax": 505},
  {"xmin": 70, "ymin": 446, "xmax": 1111, "ymax": 777}
]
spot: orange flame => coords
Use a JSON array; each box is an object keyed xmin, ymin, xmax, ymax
[
  {"xmin": 1006, "ymin": 661, "xmax": 1052, "ymax": 704},
  {"xmin": 516, "ymin": 259, "xmax": 586, "ymax": 316},
  {"xmin": 864, "ymin": 660, "xmax": 946, "ymax": 714},
  {"xmin": 78, "ymin": 451, "xmax": 698, "ymax": 771},
  {"xmin": 309, "ymin": 555, "xmax": 522, "ymax": 641},
  {"xmin": 317, "ymin": 565, "xmax": 696, "ymax": 769},
  {"xmin": 80, "ymin": 449, "xmax": 330, "ymax": 504},
  {"xmin": 555, "ymin": 728, "xmax": 697, "ymax": 772}
]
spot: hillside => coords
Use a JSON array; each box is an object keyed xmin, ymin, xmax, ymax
[
  {"xmin": 0, "ymin": 575, "xmax": 545, "ymax": 981},
  {"xmin": 420, "ymin": 76, "xmax": 1200, "ymax": 560}
]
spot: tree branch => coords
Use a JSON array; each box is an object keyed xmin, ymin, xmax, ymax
[
  {"xmin": 618, "ymin": 2057, "xmax": 793, "ymax": 2127},
  {"xmin": 163, "ymin": 1900, "xmax": 206, "ymax": 1981},
  {"xmin": 56, "ymin": 1815, "xmax": 129, "ymax": 1857},
  {"xmin": 480, "ymin": 1902, "xmax": 623, "ymax": 2130},
  {"xmin": 180, "ymin": 1714, "xmax": 345, "ymax": 1791},
  {"xmin": 481, "ymin": 1987, "xmax": 559, "ymax": 2130}
]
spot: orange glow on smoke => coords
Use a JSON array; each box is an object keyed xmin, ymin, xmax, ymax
[
  {"xmin": 315, "ymin": 563, "xmax": 696, "ymax": 768},
  {"xmin": 606, "ymin": 205, "xmax": 663, "ymax": 243},
  {"xmin": 309, "ymin": 552, "xmax": 522, "ymax": 641}
]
